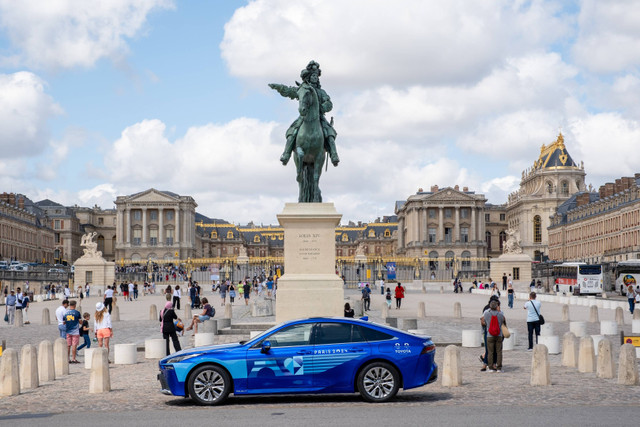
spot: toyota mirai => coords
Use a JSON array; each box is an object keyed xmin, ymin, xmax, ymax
[{"xmin": 157, "ymin": 317, "xmax": 437, "ymax": 405}]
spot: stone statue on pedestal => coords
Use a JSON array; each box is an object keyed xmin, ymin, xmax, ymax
[{"xmin": 80, "ymin": 232, "xmax": 102, "ymax": 258}]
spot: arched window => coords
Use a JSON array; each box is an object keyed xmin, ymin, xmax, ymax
[
  {"xmin": 428, "ymin": 251, "xmax": 439, "ymax": 271},
  {"xmin": 533, "ymin": 215, "xmax": 542, "ymax": 243},
  {"xmin": 226, "ymin": 230, "xmax": 234, "ymax": 239},
  {"xmin": 461, "ymin": 250, "xmax": 471, "ymax": 269},
  {"xmin": 368, "ymin": 229, "xmax": 375, "ymax": 238},
  {"xmin": 253, "ymin": 235, "xmax": 261, "ymax": 243},
  {"xmin": 384, "ymin": 229, "xmax": 391, "ymax": 237},
  {"xmin": 485, "ymin": 231, "xmax": 492, "ymax": 250},
  {"xmin": 445, "ymin": 251, "xmax": 455, "ymax": 270},
  {"xmin": 210, "ymin": 231, "xmax": 217, "ymax": 239},
  {"xmin": 341, "ymin": 234, "xmax": 349, "ymax": 242},
  {"xmin": 561, "ymin": 181, "xmax": 569, "ymax": 195},
  {"xmin": 499, "ymin": 231, "xmax": 507, "ymax": 250},
  {"xmin": 97, "ymin": 235, "xmax": 105, "ymax": 253},
  {"xmin": 547, "ymin": 182, "xmax": 553, "ymax": 194}
]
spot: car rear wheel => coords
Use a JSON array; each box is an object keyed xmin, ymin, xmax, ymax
[
  {"xmin": 187, "ymin": 365, "xmax": 231, "ymax": 405},
  {"xmin": 357, "ymin": 362, "xmax": 400, "ymax": 403}
]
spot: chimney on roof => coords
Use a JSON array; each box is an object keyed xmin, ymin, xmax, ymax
[
  {"xmin": 8, "ymin": 193, "xmax": 15, "ymax": 206},
  {"xmin": 576, "ymin": 193, "xmax": 591, "ymax": 207},
  {"xmin": 18, "ymin": 197, "xmax": 24, "ymax": 209},
  {"xmin": 417, "ymin": 188, "xmax": 423, "ymax": 193},
  {"xmin": 463, "ymin": 186, "xmax": 468, "ymax": 192},
  {"xmin": 431, "ymin": 185, "xmax": 439, "ymax": 192},
  {"xmin": 454, "ymin": 185, "xmax": 459, "ymax": 191}
]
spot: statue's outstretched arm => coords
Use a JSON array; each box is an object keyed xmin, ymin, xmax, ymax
[{"xmin": 268, "ymin": 83, "xmax": 298, "ymax": 100}]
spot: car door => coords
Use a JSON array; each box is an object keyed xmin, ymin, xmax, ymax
[
  {"xmin": 310, "ymin": 322, "xmax": 371, "ymax": 392},
  {"xmin": 245, "ymin": 322, "xmax": 315, "ymax": 393}
]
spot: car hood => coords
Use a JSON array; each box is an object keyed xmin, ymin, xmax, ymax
[{"xmin": 164, "ymin": 342, "xmax": 245, "ymax": 360}]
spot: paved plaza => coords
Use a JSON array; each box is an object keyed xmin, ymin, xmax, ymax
[{"xmin": 1, "ymin": 284, "xmax": 639, "ymax": 416}]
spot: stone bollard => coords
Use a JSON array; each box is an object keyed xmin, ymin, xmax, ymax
[
  {"xmin": 578, "ymin": 336, "xmax": 596, "ymax": 373},
  {"xmin": 217, "ymin": 318, "xmax": 231, "ymax": 329},
  {"xmin": 530, "ymin": 344, "xmax": 551, "ymax": 386},
  {"xmin": 633, "ymin": 319, "xmax": 640, "ymax": 334},
  {"xmin": 53, "ymin": 338, "xmax": 69, "ymax": 377},
  {"xmin": 570, "ymin": 321, "xmax": 587, "ymax": 337},
  {"xmin": 591, "ymin": 335, "xmax": 605, "ymax": 355},
  {"xmin": 562, "ymin": 304, "xmax": 570, "ymax": 322},
  {"xmin": 403, "ymin": 318, "xmax": 418, "ymax": 331},
  {"xmin": 596, "ymin": 338, "xmax": 615, "ymax": 379},
  {"xmin": 38, "ymin": 340, "xmax": 55, "ymax": 382},
  {"xmin": 442, "ymin": 345, "xmax": 462, "ymax": 387},
  {"xmin": 41, "ymin": 308, "xmax": 51, "ymax": 325},
  {"xmin": 538, "ymin": 335, "xmax": 560, "ymax": 354},
  {"xmin": 422, "ymin": 285, "xmax": 426, "ymax": 294},
  {"xmin": 20, "ymin": 344, "xmax": 39, "ymax": 390},
  {"xmin": 0, "ymin": 348, "xmax": 20, "ymax": 396},
  {"xmin": 149, "ymin": 304, "xmax": 158, "ymax": 321},
  {"xmin": 84, "ymin": 348, "xmax": 97, "ymax": 370},
  {"xmin": 540, "ymin": 323, "xmax": 555, "ymax": 336},
  {"xmin": 194, "ymin": 333, "xmax": 215, "ymax": 347},
  {"xmin": 461, "ymin": 330, "xmax": 482, "ymax": 347},
  {"xmin": 114, "ymin": 344, "xmax": 137, "ymax": 365},
  {"xmin": 98, "ymin": 289, "xmax": 102, "ymax": 297},
  {"xmin": 381, "ymin": 303, "xmax": 389, "ymax": 320},
  {"xmin": 225, "ymin": 303, "xmax": 232, "ymax": 319},
  {"xmin": 634, "ymin": 309, "xmax": 640, "ymax": 320},
  {"xmin": 440, "ymin": 286, "xmax": 444, "ymax": 294},
  {"xmin": 503, "ymin": 330, "xmax": 517, "ymax": 351},
  {"xmin": 111, "ymin": 305, "xmax": 120, "ymax": 321},
  {"xmin": 617, "ymin": 343, "xmax": 639, "ymax": 385},
  {"xmin": 184, "ymin": 305, "xmax": 192, "ymax": 321},
  {"xmin": 589, "ymin": 305, "xmax": 599, "ymax": 323},
  {"xmin": 89, "ymin": 348, "xmax": 111, "ymax": 393},
  {"xmin": 202, "ymin": 319, "xmax": 218, "ymax": 334},
  {"xmin": 600, "ymin": 320, "xmax": 618, "ymax": 335},
  {"xmin": 417, "ymin": 301, "xmax": 426, "ymax": 319},
  {"xmin": 385, "ymin": 317, "xmax": 398, "ymax": 328},
  {"xmin": 562, "ymin": 332, "xmax": 579, "ymax": 368},
  {"xmin": 14, "ymin": 309, "xmax": 24, "ymax": 327},
  {"xmin": 615, "ymin": 306, "xmax": 625, "ymax": 325},
  {"xmin": 144, "ymin": 339, "xmax": 166, "ymax": 359},
  {"xmin": 350, "ymin": 298, "xmax": 364, "ymax": 317},
  {"xmin": 453, "ymin": 302, "xmax": 462, "ymax": 319}
]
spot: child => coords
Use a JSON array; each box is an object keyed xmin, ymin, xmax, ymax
[
  {"xmin": 229, "ymin": 285, "xmax": 236, "ymax": 304},
  {"xmin": 174, "ymin": 317, "xmax": 184, "ymax": 336},
  {"xmin": 77, "ymin": 312, "xmax": 91, "ymax": 352},
  {"xmin": 385, "ymin": 287, "xmax": 392, "ymax": 309}
]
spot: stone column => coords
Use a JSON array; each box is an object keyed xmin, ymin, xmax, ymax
[
  {"xmin": 470, "ymin": 208, "xmax": 476, "ymax": 243},
  {"xmin": 175, "ymin": 207, "xmax": 180, "ymax": 246},
  {"xmin": 398, "ymin": 217, "xmax": 405, "ymax": 250},
  {"xmin": 454, "ymin": 207, "xmax": 460, "ymax": 242},
  {"xmin": 125, "ymin": 208, "xmax": 131, "ymax": 245},
  {"xmin": 438, "ymin": 207, "xmax": 444, "ymax": 243},
  {"xmin": 158, "ymin": 207, "xmax": 164, "ymax": 245},
  {"xmin": 116, "ymin": 208, "xmax": 123, "ymax": 244},
  {"xmin": 478, "ymin": 207, "xmax": 485, "ymax": 244},
  {"xmin": 142, "ymin": 207, "xmax": 147, "ymax": 244},
  {"xmin": 421, "ymin": 208, "xmax": 427, "ymax": 243}
]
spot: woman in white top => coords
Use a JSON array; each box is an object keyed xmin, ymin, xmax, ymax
[
  {"xmin": 172, "ymin": 285, "xmax": 182, "ymax": 310},
  {"xmin": 94, "ymin": 302, "xmax": 113, "ymax": 356}
]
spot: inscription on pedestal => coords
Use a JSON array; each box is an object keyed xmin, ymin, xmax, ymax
[{"xmin": 299, "ymin": 233, "xmax": 321, "ymax": 261}]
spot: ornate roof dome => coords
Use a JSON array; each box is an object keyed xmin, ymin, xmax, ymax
[{"xmin": 533, "ymin": 133, "xmax": 578, "ymax": 170}]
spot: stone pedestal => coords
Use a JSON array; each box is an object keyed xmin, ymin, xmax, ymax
[
  {"xmin": 417, "ymin": 301, "xmax": 426, "ymax": 318},
  {"xmin": 275, "ymin": 203, "xmax": 344, "ymax": 322},
  {"xmin": 503, "ymin": 330, "xmax": 518, "ymax": 350},
  {"xmin": 224, "ymin": 303, "xmax": 233, "ymax": 319},
  {"xmin": 73, "ymin": 253, "xmax": 115, "ymax": 296},
  {"xmin": 442, "ymin": 345, "xmax": 462, "ymax": 387},
  {"xmin": 538, "ymin": 335, "xmax": 560, "ymax": 354},
  {"xmin": 144, "ymin": 339, "xmax": 166, "ymax": 359},
  {"xmin": 489, "ymin": 252, "xmax": 533, "ymax": 286},
  {"xmin": 194, "ymin": 333, "xmax": 215, "ymax": 347},
  {"xmin": 462, "ymin": 330, "xmax": 482, "ymax": 347},
  {"xmin": 403, "ymin": 318, "xmax": 418, "ymax": 331},
  {"xmin": 41, "ymin": 308, "xmax": 51, "ymax": 325},
  {"xmin": 114, "ymin": 344, "xmax": 137, "ymax": 365},
  {"xmin": 201, "ymin": 319, "xmax": 218, "ymax": 334}
]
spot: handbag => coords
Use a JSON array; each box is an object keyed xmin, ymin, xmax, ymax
[
  {"xmin": 4, "ymin": 312, "xmax": 8, "ymax": 323},
  {"xmin": 501, "ymin": 323, "xmax": 511, "ymax": 338},
  {"xmin": 531, "ymin": 301, "xmax": 545, "ymax": 325}
]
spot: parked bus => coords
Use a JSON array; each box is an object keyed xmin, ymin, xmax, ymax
[
  {"xmin": 614, "ymin": 259, "xmax": 640, "ymax": 296},
  {"xmin": 553, "ymin": 262, "xmax": 603, "ymax": 295}
]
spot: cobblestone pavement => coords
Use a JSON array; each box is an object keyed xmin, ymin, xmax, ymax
[{"xmin": 1, "ymin": 286, "xmax": 638, "ymax": 414}]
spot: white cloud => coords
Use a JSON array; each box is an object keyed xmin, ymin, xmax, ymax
[
  {"xmin": 0, "ymin": 72, "xmax": 61, "ymax": 158},
  {"xmin": 0, "ymin": 0, "xmax": 174, "ymax": 70},
  {"xmin": 222, "ymin": 0, "xmax": 570, "ymax": 88},
  {"xmin": 78, "ymin": 183, "xmax": 118, "ymax": 209},
  {"xmin": 572, "ymin": 0, "xmax": 640, "ymax": 73}
]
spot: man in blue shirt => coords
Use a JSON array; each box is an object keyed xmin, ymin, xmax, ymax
[
  {"xmin": 361, "ymin": 283, "xmax": 372, "ymax": 311},
  {"xmin": 523, "ymin": 292, "xmax": 542, "ymax": 351},
  {"xmin": 64, "ymin": 300, "xmax": 82, "ymax": 363},
  {"xmin": 5, "ymin": 289, "xmax": 16, "ymax": 325}
]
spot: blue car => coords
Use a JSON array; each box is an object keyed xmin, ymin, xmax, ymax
[{"xmin": 158, "ymin": 317, "xmax": 437, "ymax": 405}]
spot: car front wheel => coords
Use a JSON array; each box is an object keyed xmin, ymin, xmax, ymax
[
  {"xmin": 357, "ymin": 362, "xmax": 400, "ymax": 403},
  {"xmin": 187, "ymin": 365, "xmax": 231, "ymax": 405}
]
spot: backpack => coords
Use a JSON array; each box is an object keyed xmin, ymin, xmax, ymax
[
  {"xmin": 386, "ymin": 292, "xmax": 391, "ymax": 300},
  {"xmin": 488, "ymin": 313, "xmax": 500, "ymax": 337}
]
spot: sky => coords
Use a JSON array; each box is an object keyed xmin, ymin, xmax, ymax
[{"xmin": 1, "ymin": 0, "xmax": 640, "ymax": 226}]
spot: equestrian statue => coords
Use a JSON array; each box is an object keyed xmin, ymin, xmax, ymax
[{"xmin": 269, "ymin": 60, "xmax": 339, "ymax": 203}]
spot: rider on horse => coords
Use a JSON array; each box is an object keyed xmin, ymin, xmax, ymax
[{"xmin": 269, "ymin": 61, "xmax": 340, "ymax": 167}]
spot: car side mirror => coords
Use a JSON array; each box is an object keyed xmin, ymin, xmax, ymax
[{"xmin": 261, "ymin": 340, "xmax": 271, "ymax": 354}]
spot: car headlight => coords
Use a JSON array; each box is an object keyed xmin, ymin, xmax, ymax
[{"xmin": 166, "ymin": 353, "xmax": 202, "ymax": 364}]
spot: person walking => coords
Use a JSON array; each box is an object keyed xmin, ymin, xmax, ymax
[
  {"xmin": 627, "ymin": 285, "xmax": 636, "ymax": 314},
  {"xmin": 524, "ymin": 292, "xmax": 542, "ymax": 351},
  {"xmin": 507, "ymin": 283, "xmax": 515, "ymax": 309},
  {"xmin": 94, "ymin": 302, "xmax": 113, "ymax": 358},
  {"xmin": 103, "ymin": 286, "xmax": 114, "ymax": 314},
  {"xmin": 160, "ymin": 301, "xmax": 181, "ymax": 356},
  {"xmin": 243, "ymin": 281, "xmax": 251, "ymax": 305},
  {"xmin": 481, "ymin": 299, "xmax": 506, "ymax": 372},
  {"xmin": 385, "ymin": 287, "xmax": 392, "ymax": 309},
  {"xmin": 5, "ymin": 289, "xmax": 17, "ymax": 325},
  {"xmin": 64, "ymin": 301, "xmax": 82, "ymax": 363},
  {"xmin": 394, "ymin": 283, "xmax": 405, "ymax": 309},
  {"xmin": 219, "ymin": 281, "xmax": 228, "ymax": 307},
  {"xmin": 502, "ymin": 273, "xmax": 507, "ymax": 291},
  {"xmin": 229, "ymin": 285, "xmax": 236, "ymax": 304},
  {"xmin": 361, "ymin": 283, "xmax": 371, "ymax": 311},
  {"xmin": 172, "ymin": 285, "xmax": 181, "ymax": 310},
  {"xmin": 77, "ymin": 312, "xmax": 91, "ymax": 353},
  {"xmin": 55, "ymin": 299, "xmax": 69, "ymax": 338}
]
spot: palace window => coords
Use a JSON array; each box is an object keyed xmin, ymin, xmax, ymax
[
  {"xmin": 461, "ymin": 208, "xmax": 469, "ymax": 219},
  {"xmin": 428, "ymin": 209, "xmax": 436, "ymax": 219},
  {"xmin": 547, "ymin": 182, "xmax": 553, "ymax": 194},
  {"xmin": 150, "ymin": 210, "xmax": 158, "ymax": 220},
  {"xmin": 486, "ymin": 231, "xmax": 492, "ymax": 250},
  {"xmin": 254, "ymin": 235, "xmax": 261, "ymax": 243},
  {"xmin": 445, "ymin": 208, "xmax": 452, "ymax": 218},
  {"xmin": 149, "ymin": 229, "xmax": 158, "ymax": 246},
  {"xmin": 428, "ymin": 228, "xmax": 436, "ymax": 243},
  {"xmin": 210, "ymin": 231, "xmax": 217, "ymax": 239},
  {"xmin": 166, "ymin": 229, "xmax": 174, "ymax": 246},
  {"xmin": 384, "ymin": 229, "xmax": 391, "ymax": 237},
  {"xmin": 166, "ymin": 210, "xmax": 174, "ymax": 220},
  {"xmin": 499, "ymin": 231, "xmax": 506, "ymax": 250},
  {"xmin": 368, "ymin": 229, "xmax": 375, "ymax": 238},
  {"xmin": 533, "ymin": 215, "xmax": 542, "ymax": 243},
  {"xmin": 444, "ymin": 227, "xmax": 452, "ymax": 243},
  {"xmin": 500, "ymin": 213, "xmax": 506, "ymax": 221},
  {"xmin": 485, "ymin": 213, "xmax": 490, "ymax": 222},
  {"xmin": 133, "ymin": 228, "xmax": 141, "ymax": 246},
  {"xmin": 54, "ymin": 220, "xmax": 60, "ymax": 229},
  {"xmin": 342, "ymin": 234, "xmax": 349, "ymax": 242},
  {"xmin": 98, "ymin": 217, "xmax": 104, "ymax": 225},
  {"xmin": 227, "ymin": 230, "xmax": 234, "ymax": 239},
  {"xmin": 133, "ymin": 210, "xmax": 142, "ymax": 221},
  {"xmin": 561, "ymin": 181, "xmax": 569, "ymax": 195},
  {"xmin": 460, "ymin": 227, "xmax": 469, "ymax": 243}
]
